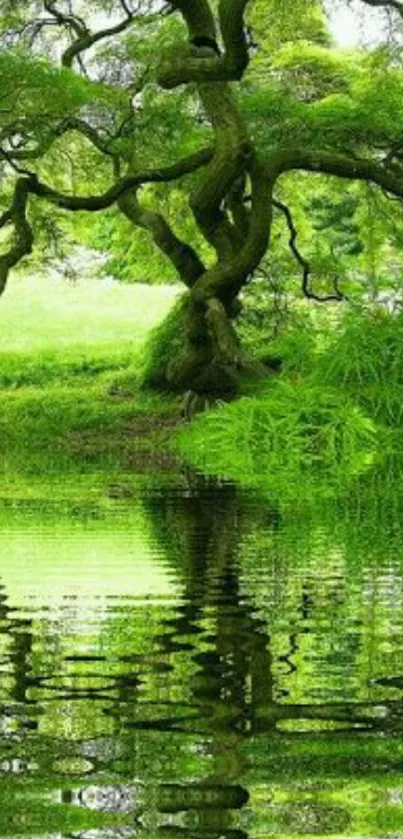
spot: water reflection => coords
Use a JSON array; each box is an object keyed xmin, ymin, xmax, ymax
[{"xmin": 0, "ymin": 478, "xmax": 403, "ymax": 837}]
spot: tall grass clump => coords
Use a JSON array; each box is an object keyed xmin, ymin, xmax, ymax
[
  {"xmin": 316, "ymin": 308, "xmax": 403, "ymax": 425},
  {"xmin": 239, "ymin": 301, "xmax": 338, "ymax": 377},
  {"xmin": 261, "ymin": 315, "xmax": 319, "ymax": 375},
  {"xmin": 177, "ymin": 379, "xmax": 377, "ymax": 501}
]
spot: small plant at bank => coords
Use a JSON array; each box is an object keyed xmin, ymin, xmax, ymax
[{"xmin": 177, "ymin": 380, "xmax": 377, "ymax": 500}]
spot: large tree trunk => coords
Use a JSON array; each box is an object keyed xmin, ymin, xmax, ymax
[
  {"xmin": 130, "ymin": 2, "xmax": 274, "ymax": 405},
  {"xmin": 140, "ymin": 292, "xmax": 241, "ymax": 395},
  {"xmin": 166, "ymin": 293, "xmax": 242, "ymax": 396},
  {"xmin": 140, "ymin": 285, "xmax": 269, "ymax": 411}
]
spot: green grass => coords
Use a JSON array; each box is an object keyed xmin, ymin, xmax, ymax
[
  {"xmin": 0, "ymin": 274, "xmax": 179, "ymax": 352},
  {"xmin": 0, "ymin": 273, "xmax": 182, "ymax": 501},
  {"xmin": 0, "ymin": 274, "xmax": 179, "ymax": 385},
  {"xmin": 176, "ymin": 378, "xmax": 378, "ymax": 504}
]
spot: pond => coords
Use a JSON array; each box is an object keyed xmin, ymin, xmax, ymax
[{"xmin": 1, "ymin": 474, "xmax": 403, "ymax": 838}]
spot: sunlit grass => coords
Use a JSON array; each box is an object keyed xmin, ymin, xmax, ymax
[
  {"xmin": 0, "ymin": 273, "xmax": 180, "ymax": 388},
  {"xmin": 0, "ymin": 272, "xmax": 179, "ymax": 397},
  {"xmin": 0, "ymin": 273, "xmax": 179, "ymax": 353},
  {"xmin": 0, "ymin": 273, "xmax": 181, "ymax": 500}
]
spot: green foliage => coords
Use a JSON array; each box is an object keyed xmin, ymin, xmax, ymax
[
  {"xmin": 272, "ymin": 41, "xmax": 355, "ymax": 99},
  {"xmin": 179, "ymin": 299, "xmax": 403, "ymax": 498},
  {"xmin": 242, "ymin": 47, "xmax": 403, "ymax": 154},
  {"xmin": 239, "ymin": 294, "xmax": 322, "ymax": 374},
  {"xmin": 177, "ymin": 379, "xmax": 376, "ymax": 501},
  {"xmin": 317, "ymin": 308, "xmax": 403, "ymax": 424},
  {"xmin": 0, "ymin": 49, "xmax": 90, "ymax": 135},
  {"xmin": 238, "ymin": 270, "xmax": 338, "ymax": 375},
  {"xmin": 85, "ymin": 208, "xmax": 178, "ymax": 284},
  {"xmin": 267, "ymin": 311, "xmax": 324, "ymax": 374},
  {"xmin": 308, "ymin": 191, "xmax": 363, "ymax": 255},
  {"xmin": 246, "ymin": 0, "xmax": 330, "ymax": 60},
  {"xmin": 81, "ymin": 178, "xmax": 212, "ymax": 285}
]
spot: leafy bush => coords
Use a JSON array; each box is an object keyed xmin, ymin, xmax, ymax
[
  {"xmin": 263, "ymin": 314, "xmax": 320, "ymax": 375},
  {"xmin": 316, "ymin": 309, "xmax": 403, "ymax": 424},
  {"xmin": 239, "ymin": 292, "xmax": 334, "ymax": 376},
  {"xmin": 177, "ymin": 379, "xmax": 377, "ymax": 501}
]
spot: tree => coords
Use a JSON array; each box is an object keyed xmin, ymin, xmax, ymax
[{"xmin": 2, "ymin": 0, "xmax": 403, "ymax": 398}]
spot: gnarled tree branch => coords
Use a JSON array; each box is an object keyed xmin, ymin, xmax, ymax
[
  {"xmin": 29, "ymin": 146, "xmax": 214, "ymax": 211},
  {"xmin": 190, "ymin": 83, "xmax": 251, "ymax": 259},
  {"xmin": 192, "ymin": 155, "xmax": 275, "ymax": 304},
  {"xmin": 271, "ymin": 148, "xmax": 403, "ymax": 199},
  {"xmin": 61, "ymin": 14, "xmax": 136, "ymax": 68},
  {"xmin": 43, "ymin": 1, "xmax": 89, "ymax": 38},
  {"xmin": 159, "ymin": 0, "xmax": 251, "ymax": 88},
  {"xmin": 218, "ymin": 0, "xmax": 250, "ymax": 77},
  {"xmin": 0, "ymin": 178, "xmax": 34, "ymax": 296},
  {"xmin": 57, "ymin": 116, "xmax": 119, "ymax": 160},
  {"xmin": 118, "ymin": 189, "xmax": 206, "ymax": 288},
  {"xmin": 162, "ymin": 0, "xmax": 252, "ymax": 262},
  {"xmin": 169, "ymin": 0, "xmax": 217, "ymax": 41},
  {"xmin": 0, "ymin": 147, "xmax": 213, "ymax": 296},
  {"xmin": 3, "ymin": 115, "xmax": 123, "ymax": 166},
  {"xmin": 358, "ymin": 0, "xmax": 403, "ymax": 16}
]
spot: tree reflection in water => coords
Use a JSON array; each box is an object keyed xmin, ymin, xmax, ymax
[{"xmin": 0, "ymin": 474, "xmax": 403, "ymax": 837}]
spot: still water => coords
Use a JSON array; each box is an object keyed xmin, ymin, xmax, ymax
[{"xmin": 1, "ymin": 477, "xmax": 403, "ymax": 838}]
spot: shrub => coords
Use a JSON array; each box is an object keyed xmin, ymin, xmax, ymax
[
  {"xmin": 317, "ymin": 309, "xmax": 403, "ymax": 424},
  {"xmin": 177, "ymin": 379, "xmax": 377, "ymax": 501}
]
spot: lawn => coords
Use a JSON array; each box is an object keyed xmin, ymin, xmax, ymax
[
  {"xmin": 0, "ymin": 272, "xmax": 179, "ymax": 385},
  {"xmin": 0, "ymin": 271, "xmax": 182, "ymax": 501}
]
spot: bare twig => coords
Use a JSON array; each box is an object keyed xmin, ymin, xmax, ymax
[
  {"xmin": 358, "ymin": 0, "xmax": 403, "ymax": 16},
  {"xmin": 273, "ymin": 199, "xmax": 346, "ymax": 302}
]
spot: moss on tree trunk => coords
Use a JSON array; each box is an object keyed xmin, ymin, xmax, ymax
[{"xmin": 140, "ymin": 286, "xmax": 269, "ymax": 408}]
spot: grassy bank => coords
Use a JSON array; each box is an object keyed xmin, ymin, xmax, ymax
[
  {"xmin": 0, "ymin": 273, "xmax": 182, "ymax": 502},
  {"xmin": 0, "ymin": 272, "xmax": 180, "ymax": 377},
  {"xmin": 3, "ymin": 271, "xmax": 402, "ymax": 508},
  {"xmin": 176, "ymin": 305, "xmax": 403, "ymax": 504}
]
